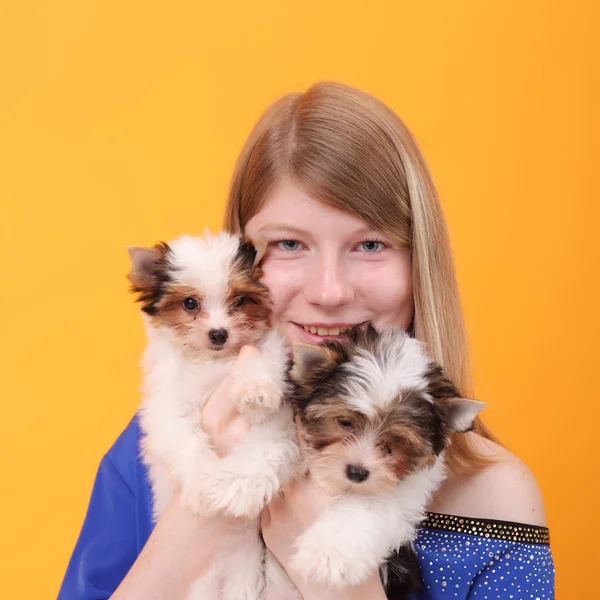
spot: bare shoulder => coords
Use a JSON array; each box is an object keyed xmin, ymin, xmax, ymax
[{"xmin": 428, "ymin": 433, "xmax": 547, "ymax": 527}]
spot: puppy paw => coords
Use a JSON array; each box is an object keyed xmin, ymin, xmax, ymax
[
  {"xmin": 292, "ymin": 537, "xmax": 374, "ymax": 588},
  {"xmin": 204, "ymin": 469, "xmax": 280, "ymax": 519},
  {"xmin": 238, "ymin": 379, "xmax": 282, "ymax": 416}
]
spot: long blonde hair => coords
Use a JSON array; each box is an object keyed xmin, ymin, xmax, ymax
[{"xmin": 223, "ymin": 81, "xmax": 499, "ymax": 475}]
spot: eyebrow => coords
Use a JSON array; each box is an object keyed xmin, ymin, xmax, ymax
[
  {"xmin": 256, "ymin": 224, "xmax": 310, "ymax": 236},
  {"xmin": 256, "ymin": 223, "xmax": 384, "ymax": 237}
]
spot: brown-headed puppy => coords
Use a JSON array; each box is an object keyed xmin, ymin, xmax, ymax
[
  {"xmin": 289, "ymin": 325, "xmax": 485, "ymax": 595},
  {"xmin": 128, "ymin": 231, "xmax": 298, "ymax": 600}
]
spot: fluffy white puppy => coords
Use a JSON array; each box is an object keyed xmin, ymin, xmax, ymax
[{"xmin": 128, "ymin": 231, "xmax": 299, "ymax": 600}]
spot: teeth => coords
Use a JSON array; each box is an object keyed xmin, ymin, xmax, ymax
[{"xmin": 302, "ymin": 325, "xmax": 347, "ymax": 337}]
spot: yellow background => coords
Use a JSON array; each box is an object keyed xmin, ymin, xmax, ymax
[{"xmin": 0, "ymin": 0, "xmax": 597, "ymax": 597}]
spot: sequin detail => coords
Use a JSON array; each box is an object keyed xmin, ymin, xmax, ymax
[
  {"xmin": 420, "ymin": 512, "xmax": 550, "ymax": 544},
  {"xmin": 412, "ymin": 515, "xmax": 555, "ymax": 599}
]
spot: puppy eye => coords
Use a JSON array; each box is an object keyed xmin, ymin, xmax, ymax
[
  {"xmin": 232, "ymin": 295, "xmax": 246, "ymax": 308},
  {"xmin": 183, "ymin": 297, "xmax": 199, "ymax": 311},
  {"xmin": 383, "ymin": 443, "xmax": 393, "ymax": 455},
  {"xmin": 338, "ymin": 418, "xmax": 353, "ymax": 429}
]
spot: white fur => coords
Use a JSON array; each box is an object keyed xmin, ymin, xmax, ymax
[
  {"xmin": 291, "ymin": 457, "xmax": 447, "ymax": 588},
  {"xmin": 342, "ymin": 327, "xmax": 433, "ymax": 416},
  {"xmin": 137, "ymin": 232, "xmax": 299, "ymax": 600}
]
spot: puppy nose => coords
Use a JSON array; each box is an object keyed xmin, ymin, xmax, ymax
[
  {"xmin": 208, "ymin": 328, "xmax": 228, "ymax": 345},
  {"xmin": 345, "ymin": 464, "xmax": 370, "ymax": 483}
]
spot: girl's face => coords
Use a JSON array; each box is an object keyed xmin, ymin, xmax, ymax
[{"xmin": 245, "ymin": 180, "xmax": 414, "ymax": 346}]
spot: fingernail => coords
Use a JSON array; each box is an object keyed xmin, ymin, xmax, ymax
[{"xmin": 237, "ymin": 345, "xmax": 260, "ymax": 362}]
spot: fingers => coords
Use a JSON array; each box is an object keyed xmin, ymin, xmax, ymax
[
  {"xmin": 222, "ymin": 413, "xmax": 252, "ymax": 446},
  {"xmin": 260, "ymin": 505, "xmax": 271, "ymax": 528},
  {"xmin": 234, "ymin": 343, "xmax": 261, "ymax": 364},
  {"xmin": 262, "ymin": 487, "xmax": 287, "ymax": 527}
]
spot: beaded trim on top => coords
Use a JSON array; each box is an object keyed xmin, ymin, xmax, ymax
[{"xmin": 420, "ymin": 512, "xmax": 550, "ymax": 545}]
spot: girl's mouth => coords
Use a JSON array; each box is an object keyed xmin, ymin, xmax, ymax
[{"xmin": 291, "ymin": 321, "xmax": 368, "ymax": 342}]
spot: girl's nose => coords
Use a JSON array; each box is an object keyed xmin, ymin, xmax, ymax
[{"xmin": 303, "ymin": 253, "xmax": 354, "ymax": 308}]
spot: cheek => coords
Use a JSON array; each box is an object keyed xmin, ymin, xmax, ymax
[
  {"xmin": 259, "ymin": 260, "xmax": 303, "ymax": 315},
  {"xmin": 357, "ymin": 262, "xmax": 413, "ymax": 324}
]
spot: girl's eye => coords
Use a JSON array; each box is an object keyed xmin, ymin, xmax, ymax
[
  {"xmin": 338, "ymin": 418, "xmax": 354, "ymax": 429},
  {"xmin": 358, "ymin": 240, "xmax": 385, "ymax": 253},
  {"xmin": 276, "ymin": 240, "xmax": 303, "ymax": 252},
  {"xmin": 183, "ymin": 297, "xmax": 199, "ymax": 311}
]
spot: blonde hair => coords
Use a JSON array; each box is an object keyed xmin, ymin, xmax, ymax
[{"xmin": 223, "ymin": 81, "xmax": 499, "ymax": 475}]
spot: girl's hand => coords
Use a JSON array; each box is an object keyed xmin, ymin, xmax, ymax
[
  {"xmin": 261, "ymin": 474, "xmax": 332, "ymax": 583},
  {"xmin": 261, "ymin": 474, "xmax": 387, "ymax": 600},
  {"xmin": 200, "ymin": 344, "xmax": 259, "ymax": 456},
  {"xmin": 112, "ymin": 346, "xmax": 259, "ymax": 599},
  {"xmin": 200, "ymin": 347, "xmax": 386, "ymax": 599}
]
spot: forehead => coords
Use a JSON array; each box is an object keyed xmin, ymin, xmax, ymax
[
  {"xmin": 168, "ymin": 235, "xmax": 240, "ymax": 297},
  {"xmin": 245, "ymin": 180, "xmax": 378, "ymax": 239}
]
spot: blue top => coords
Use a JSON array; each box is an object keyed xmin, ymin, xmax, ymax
[{"xmin": 58, "ymin": 416, "xmax": 555, "ymax": 599}]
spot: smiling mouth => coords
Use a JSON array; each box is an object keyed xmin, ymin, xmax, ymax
[{"xmin": 294, "ymin": 322, "xmax": 368, "ymax": 338}]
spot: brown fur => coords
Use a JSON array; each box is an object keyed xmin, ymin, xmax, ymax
[
  {"xmin": 225, "ymin": 263, "xmax": 271, "ymax": 322},
  {"xmin": 146, "ymin": 285, "xmax": 207, "ymax": 332},
  {"xmin": 127, "ymin": 242, "xmax": 174, "ymax": 316},
  {"xmin": 297, "ymin": 391, "xmax": 443, "ymax": 495},
  {"xmin": 127, "ymin": 237, "xmax": 273, "ymax": 356}
]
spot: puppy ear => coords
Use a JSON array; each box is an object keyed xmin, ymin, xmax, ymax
[
  {"xmin": 248, "ymin": 238, "xmax": 267, "ymax": 266},
  {"xmin": 127, "ymin": 246, "xmax": 161, "ymax": 290},
  {"xmin": 445, "ymin": 398, "xmax": 486, "ymax": 433},
  {"xmin": 424, "ymin": 362, "xmax": 464, "ymax": 402},
  {"xmin": 235, "ymin": 238, "xmax": 265, "ymax": 271},
  {"xmin": 365, "ymin": 322, "xmax": 380, "ymax": 339},
  {"xmin": 290, "ymin": 343, "xmax": 340, "ymax": 383}
]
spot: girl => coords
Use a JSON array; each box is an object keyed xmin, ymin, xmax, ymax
[{"xmin": 59, "ymin": 82, "xmax": 554, "ymax": 600}]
